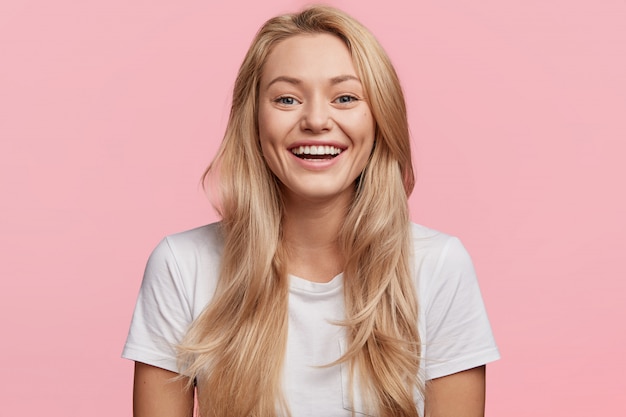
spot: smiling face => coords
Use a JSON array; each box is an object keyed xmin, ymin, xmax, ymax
[{"xmin": 257, "ymin": 33, "xmax": 376, "ymax": 206}]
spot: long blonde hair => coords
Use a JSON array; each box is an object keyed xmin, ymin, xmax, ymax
[{"xmin": 178, "ymin": 6, "xmax": 420, "ymax": 417}]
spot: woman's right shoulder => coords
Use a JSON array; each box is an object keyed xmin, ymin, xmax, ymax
[
  {"xmin": 159, "ymin": 222, "xmax": 225, "ymax": 260},
  {"xmin": 145, "ymin": 222, "xmax": 224, "ymax": 310},
  {"xmin": 123, "ymin": 223, "xmax": 225, "ymax": 368}
]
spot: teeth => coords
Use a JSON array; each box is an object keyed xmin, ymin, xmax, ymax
[{"xmin": 291, "ymin": 145, "xmax": 343, "ymax": 156}]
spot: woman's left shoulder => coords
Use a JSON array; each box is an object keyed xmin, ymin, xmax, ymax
[
  {"xmin": 409, "ymin": 223, "xmax": 500, "ymax": 379},
  {"xmin": 409, "ymin": 222, "xmax": 467, "ymax": 259},
  {"xmin": 408, "ymin": 222, "xmax": 477, "ymax": 289}
]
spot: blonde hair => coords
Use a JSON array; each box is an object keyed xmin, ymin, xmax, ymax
[{"xmin": 178, "ymin": 6, "xmax": 420, "ymax": 417}]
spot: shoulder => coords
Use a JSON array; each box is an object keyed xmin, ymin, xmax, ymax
[
  {"xmin": 409, "ymin": 222, "xmax": 468, "ymax": 273},
  {"xmin": 161, "ymin": 222, "xmax": 224, "ymax": 259},
  {"xmin": 146, "ymin": 222, "xmax": 224, "ymax": 317},
  {"xmin": 409, "ymin": 223, "xmax": 500, "ymax": 379},
  {"xmin": 123, "ymin": 223, "xmax": 224, "ymax": 371},
  {"xmin": 409, "ymin": 222, "xmax": 454, "ymax": 251},
  {"xmin": 408, "ymin": 222, "xmax": 477, "ymax": 301},
  {"xmin": 147, "ymin": 222, "xmax": 224, "ymax": 279}
]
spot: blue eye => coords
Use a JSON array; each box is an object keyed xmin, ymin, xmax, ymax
[
  {"xmin": 275, "ymin": 96, "xmax": 299, "ymax": 105},
  {"xmin": 335, "ymin": 95, "xmax": 358, "ymax": 104}
]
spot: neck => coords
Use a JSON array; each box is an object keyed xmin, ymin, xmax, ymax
[{"xmin": 281, "ymin": 191, "xmax": 353, "ymax": 282}]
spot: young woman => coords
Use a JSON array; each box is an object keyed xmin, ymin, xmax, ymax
[{"xmin": 123, "ymin": 6, "xmax": 499, "ymax": 417}]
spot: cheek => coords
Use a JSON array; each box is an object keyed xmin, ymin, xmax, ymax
[
  {"xmin": 259, "ymin": 137, "xmax": 277, "ymax": 166},
  {"xmin": 258, "ymin": 111, "xmax": 277, "ymax": 153},
  {"xmin": 348, "ymin": 107, "xmax": 375, "ymax": 139},
  {"xmin": 258, "ymin": 107, "xmax": 285, "ymax": 147},
  {"xmin": 258, "ymin": 133, "xmax": 282, "ymax": 177},
  {"xmin": 257, "ymin": 106, "xmax": 271, "ymax": 140}
]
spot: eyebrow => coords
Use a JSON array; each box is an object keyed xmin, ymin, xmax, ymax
[
  {"xmin": 266, "ymin": 74, "xmax": 361, "ymax": 89},
  {"xmin": 329, "ymin": 75, "xmax": 361, "ymax": 85},
  {"xmin": 266, "ymin": 76, "xmax": 301, "ymax": 88}
]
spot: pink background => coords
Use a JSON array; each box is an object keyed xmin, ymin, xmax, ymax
[{"xmin": 1, "ymin": 0, "xmax": 624, "ymax": 415}]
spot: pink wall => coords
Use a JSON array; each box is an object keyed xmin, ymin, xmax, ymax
[{"xmin": 1, "ymin": 0, "xmax": 624, "ymax": 415}]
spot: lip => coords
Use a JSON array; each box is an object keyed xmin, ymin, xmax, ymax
[
  {"xmin": 287, "ymin": 140, "xmax": 347, "ymax": 151},
  {"xmin": 287, "ymin": 145, "xmax": 346, "ymax": 171}
]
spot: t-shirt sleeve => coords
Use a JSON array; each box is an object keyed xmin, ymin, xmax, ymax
[
  {"xmin": 422, "ymin": 237, "xmax": 500, "ymax": 380},
  {"xmin": 121, "ymin": 237, "xmax": 193, "ymax": 373}
]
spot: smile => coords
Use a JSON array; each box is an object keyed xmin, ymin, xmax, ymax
[{"xmin": 290, "ymin": 145, "xmax": 344, "ymax": 160}]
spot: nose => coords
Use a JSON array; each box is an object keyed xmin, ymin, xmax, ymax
[{"xmin": 300, "ymin": 97, "xmax": 331, "ymax": 133}]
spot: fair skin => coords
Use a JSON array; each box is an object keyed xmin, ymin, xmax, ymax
[
  {"xmin": 257, "ymin": 33, "xmax": 375, "ymax": 282},
  {"xmin": 425, "ymin": 366, "xmax": 486, "ymax": 417},
  {"xmin": 133, "ymin": 33, "xmax": 487, "ymax": 416},
  {"xmin": 133, "ymin": 362, "xmax": 193, "ymax": 417}
]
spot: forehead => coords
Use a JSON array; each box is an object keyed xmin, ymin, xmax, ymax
[{"xmin": 260, "ymin": 33, "xmax": 359, "ymax": 86}]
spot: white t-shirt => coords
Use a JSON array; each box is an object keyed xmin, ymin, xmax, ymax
[{"xmin": 122, "ymin": 222, "xmax": 500, "ymax": 416}]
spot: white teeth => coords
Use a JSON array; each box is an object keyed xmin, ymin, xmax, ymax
[{"xmin": 291, "ymin": 145, "xmax": 343, "ymax": 156}]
